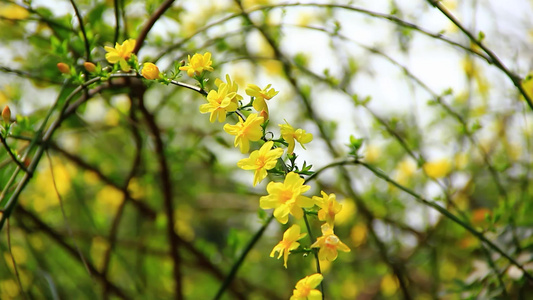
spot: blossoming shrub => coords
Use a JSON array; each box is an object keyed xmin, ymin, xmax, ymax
[{"xmin": 0, "ymin": 1, "xmax": 532, "ymax": 299}]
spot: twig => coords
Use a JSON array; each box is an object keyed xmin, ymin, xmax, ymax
[
  {"xmin": 48, "ymin": 141, "xmax": 157, "ymax": 219},
  {"xmin": 170, "ymin": 80, "xmax": 208, "ymax": 96},
  {"xmin": 102, "ymin": 94, "xmax": 143, "ymax": 299},
  {"xmin": 68, "ymin": 0, "xmax": 91, "ymax": 62},
  {"xmin": 213, "ymin": 214, "xmax": 275, "ymax": 300},
  {"xmin": 137, "ymin": 89, "xmax": 184, "ymax": 299},
  {"xmin": 15, "ymin": 206, "xmax": 129, "ymax": 299},
  {"xmin": 6, "ymin": 219, "xmax": 27, "ymax": 300},
  {"xmin": 357, "ymin": 160, "xmax": 533, "ymax": 282},
  {"xmin": 133, "ymin": 0, "xmax": 175, "ymax": 54},
  {"xmin": 46, "ymin": 151, "xmax": 92, "ymax": 277},
  {"xmin": 0, "ymin": 134, "xmax": 30, "ymax": 174},
  {"xmin": 113, "ymin": 0, "xmax": 121, "ymax": 44},
  {"xmin": 425, "ymin": 0, "xmax": 533, "ymax": 111}
]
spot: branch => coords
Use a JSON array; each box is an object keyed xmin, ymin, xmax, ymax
[
  {"xmin": 0, "ymin": 134, "xmax": 30, "ymax": 174},
  {"xmin": 137, "ymin": 88, "xmax": 183, "ymax": 299},
  {"xmin": 357, "ymin": 160, "xmax": 533, "ymax": 283},
  {"xmin": 133, "ymin": 0, "xmax": 175, "ymax": 54},
  {"xmin": 48, "ymin": 142, "xmax": 157, "ymax": 219},
  {"xmin": 213, "ymin": 214, "xmax": 275, "ymax": 300},
  {"xmin": 426, "ymin": 0, "xmax": 533, "ymax": 111},
  {"xmin": 15, "ymin": 206, "xmax": 130, "ymax": 299},
  {"xmin": 68, "ymin": 0, "xmax": 91, "ymax": 61}
]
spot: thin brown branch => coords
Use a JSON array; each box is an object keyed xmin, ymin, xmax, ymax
[
  {"xmin": 102, "ymin": 94, "xmax": 144, "ymax": 299},
  {"xmin": 15, "ymin": 206, "xmax": 130, "ymax": 299},
  {"xmin": 426, "ymin": 0, "xmax": 533, "ymax": 111},
  {"xmin": 6, "ymin": 219, "xmax": 27, "ymax": 300},
  {"xmin": 48, "ymin": 142, "xmax": 157, "ymax": 219},
  {"xmin": 137, "ymin": 84, "xmax": 183, "ymax": 299},
  {"xmin": 46, "ymin": 151, "xmax": 92, "ymax": 277},
  {"xmin": 133, "ymin": 0, "xmax": 175, "ymax": 54},
  {"xmin": 0, "ymin": 134, "xmax": 30, "ymax": 174}
]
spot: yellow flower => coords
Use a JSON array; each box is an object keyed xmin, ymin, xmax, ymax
[
  {"xmin": 223, "ymin": 113, "xmax": 264, "ymax": 153},
  {"xmin": 259, "ymin": 172, "xmax": 314, "ymax": 224},
  {"xmin": 313, "ymin": 191, "xmax": 342, "ymax": 226},
  {"xmin": 311, "ymin": 223, "xmax": 351, "ymax": 261},
  {"xmin": 423, "ymin": 158, "xmax": 451, "ymax": 179},
  {"xmin": 270, "ymin": 224, "xmax": 306, "ymax": 268},
  {"xmin": 179, "ymin": 52, "xmax": 214, "ymax": 77},
  {"xmin": 246, "ymin": 83, "xmax": 279, "ymax": 113},
  {"xmin": 279, "ymin": 122, "xmax": 313, "ymax": 154},
  {"xmin": 290, "ymin": 273, "xmax": 323, "ymax": 300},
  {"xmin": 104, "ymin": 39, "xmax": 136, "ymax": 72},
  {"xmin": 200, "ymin": 75, "xmax": 241, "ymax": 123},
  {"xmin": 141, "ymin": 62, "xmax": 160, "ymax": 80},
  {"xmin": 237, "ymin": 141, "xmax": 284, "ymax": 186}
]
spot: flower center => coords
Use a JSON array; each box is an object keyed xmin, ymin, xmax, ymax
[
  {"xmin": 279, "ymin": 190, "xmax": 293, "ymax": 203},
  {"xmin": 325, "ymin": 235, "xmax": 339, "ymax": 246},
  {"xmin": 256, "ymin": 156, "xmax": 267, "ymax": 169}
]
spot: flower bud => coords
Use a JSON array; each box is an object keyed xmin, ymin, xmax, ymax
[
  {"xmin": 141, "ymin": 62, "xmax": 160, "ymax": 80},
  {"xmin": 57, "ymin": 62, "xmax": 70, "ymax": 74},
  {"xmin": 83, "ymin": 62, "xmax": 96, "ymax": 72},
  {"xmin": 259, "ymin": 109, "xmax": 269, "ymax": 121},
  {"xmin": 2, "ymin": 105, "xmax": 11, "ymax": 124}
]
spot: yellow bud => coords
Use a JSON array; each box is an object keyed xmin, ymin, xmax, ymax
[
  {"xmin": 2, "ymin": 105, "xmax": 11, "ymax": 123},
  {"xmin": 141, "ymin": 63, "xmax": 160, "ymax": 80},
  {"xmin": 83, "ymin": 62, "xmax": 96, "ymax": 72},
  {"xmin": 57, "ymin": 62, "xmax": 70, "ymax": 74}
]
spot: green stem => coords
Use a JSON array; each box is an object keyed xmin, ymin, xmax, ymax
[
  {"xmin": 303, "ymin": 212, "xmax": 324, "ymax": 300},
  {"xmin": 213, "ymin": 214, "xmax": 275, "ymax": 300}
]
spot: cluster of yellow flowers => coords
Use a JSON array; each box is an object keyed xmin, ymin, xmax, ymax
[
  {"xmin": 101, "ymin": 40, "xmax": 351, "ymax": 299},
  {"xmin": 177, "ymin": 52, "xmax": 350, "ymax": 299}
]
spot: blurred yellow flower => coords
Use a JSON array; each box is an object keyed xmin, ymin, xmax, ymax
[
  {"xmin": 0, "ymin": 4, "xmax": 29, "ymax": 20},
  {"xmin": 237, "ymin": 141, "xmax": 284, "ymax": 186},
  {"xmin": 95, "ymin": 185, "xmax": 123, "ymax": 214},
  {"xmin": 335, "ymin": 199, "xmax": 356, "ymax": 225},
  {"xmin": 104, "ymin": 39, "xmax": 136, "ymax": 72},
  {"xmin": 279, "ymin": 122, "xmax": 313, "ymax": 154},
  {"xmin": 364, "ymin": 144, "xmax": 381, "ymax": 163},
  {"xmin": 141, "ymin": 62, "xmax": 160, "ymax": 80},
  {"xmin": 0, "ymin": 279, "xmax": 19, "ymax": 299},
  {"xmin": 423, "ymin": 158, "xmax": 451, "ymax": 179},
  {"xmin": 270, "ymin": 224, "xmax": 306, "ymax": 268},
  {"xmin": 381, "ymin": 274, "xmax": 399, "ymax": 296},
  {"xmin": 179, "ymin": 52, "xmax": 214, "ymax": 77},
  {"xmin": 260, "ymin": 172, "xmax": 314, "ymax": 224},
  {"xmin": 223, "ymin": 113, "xmax": 264, "ymax": 153},
  {"xmin": 454, "ymin": 152, "xmax": 468, "ymax": 170},
  {"xmin": 350, "ymin": 224, "xmax": 367, "ymax": 247},
  {"xmin": 290, "ymin": 273, "xmax": 323, "ymax": 300},
  {"xmin": 311, "ymin": 223, "xmax": 351, "ymax": 261}
]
